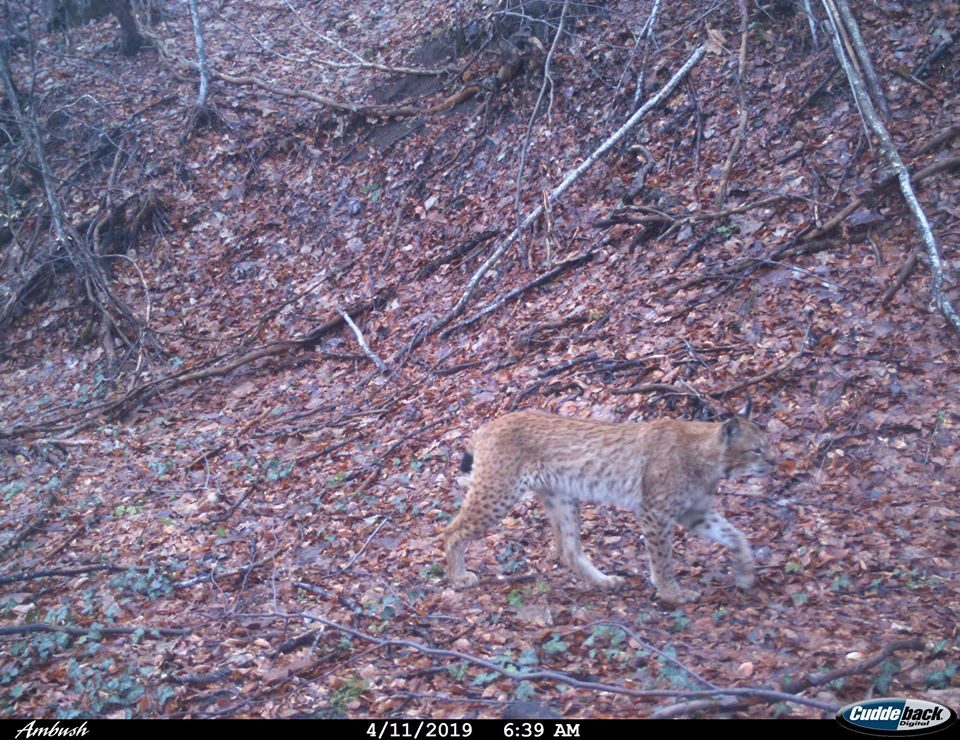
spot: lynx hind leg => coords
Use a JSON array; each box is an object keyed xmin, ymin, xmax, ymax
[
  {"xmin": 640, "ymin": 514, "xmax": 700, "ymax": 604},
  {"xmin": 540, "ymin": 492, "xmax": 624, "ymax": 590},
  {"xmin": 691, "ymin": 510, "xmax": 755, "ymax": 589},
  {"xmin": 444, "ymin": 466, "xmax": 528, "ymax": 590}
]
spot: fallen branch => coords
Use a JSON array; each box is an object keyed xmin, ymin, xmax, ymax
[
  {"xmin": 322, "ymin": 516, "xmax": 391, "ymax": 577},
  {"xmin": 1, "ymin": 471, "xmax": 74, "ymax": 560},
  {"xmin": 916, "ymin": 123, "xmax": 960, "ymax": 155},
  {"xmin": 661, "ymin": 156, "xmax": 960, "ymax": 302},
  {"xmin": 781, "ymin": 639, "xmax": 926, "ymax": 693},
  {"xmin": 441, "ymin": 250, "xmax": 595, "ymax": 337},
  {"xmin": 433, "ymin": 45, "xmax": 706, "ymax": 335},
  {"xmin": 415, "ymin": 230, "xmax": 500, "ymax": 281},
  {"xmin": 823, "ymin": 0, "xmax": 960, "ymax": 332},
  {"xmin": 515, "ymin": 0, "xmax": 570, "ymax": 268},
  {"xmin": 714, "ymin": 0, "xmax": 750, "ymax": 207},
  {"xmin": 0, "ymin": 564, "xmax": 151, "ymax": 587},
  {"xmin": 295, "ymin": 611, "xmax": 839, "ymax": 713},
  {"xmin": 830, "ymin": 0, "xmax": 890, "ymax": 118},
  {"xmin": 802, "ymin": 0, "xmax": 819, "ymax": 49},
  {"xmin": 652, "ymin": 696, "xmax": 753, "ymax": 718},
  {"xmin": 881, "ymin": 251, "xmax": 919, "ymax": 305},
  {"xmin": 338, "ymin": 308, "xmax": 389, "ymax": 375},
  {"xmin": 187, "ymin": 0, "xmax": 217, "ymax": 127},
  {"xmin": 0, "ymin": 286, "xmax": 396, "ymax": 440},
  {"xmin": 615, "ymin": 332, "xmax": 808, "ymax": 399},
  {"xmin": 712, "ymin": 330, "xmax": 809, "ymax": 398},
  {"xmin": 0, "ymin": 623, "xmax": 190, "ymax": 638},
  {"xmin": 912, "ymin": 29, "xmax": 955, "ymax": 78},
  {"xmin": 149, "ymin": 31, "xmax": 480, "ymax": 119},
  {"xmin": 281, "ymin": 0, "xmax": 451, "ymax": 78}
]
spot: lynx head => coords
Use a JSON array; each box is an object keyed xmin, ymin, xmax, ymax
[{"xmin": 719, "ymin": 400, "xmax": 774, "ymax": 477}]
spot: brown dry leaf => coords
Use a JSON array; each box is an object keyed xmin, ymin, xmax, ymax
[{"xmin": 705, "ymin": 26, "xmax": 728, "ymax": 54}]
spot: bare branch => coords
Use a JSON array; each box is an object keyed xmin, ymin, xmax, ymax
[
  {"xmin": 822, "ymin": 0, "xmax": 960, "ymax": 333},
  {"xmin": 187, "ymin": 0, "xmax": 210, "ymax": 111},
  {"xmin": 830, "ymin": 0, "xmax": 890, "ymax": 118},
  {"xmin": 714, "ymin": 0, "xmax": 749, "ymax": 207},
  {"xmin": 801, "ymin": 0, "xmax": 820, "ymax": 50},
  {"xmin": 295, "ymin": 610, "xmax": 840, "ymax": 714},
  {"xmin": 338, "ymin": 308, "xmax": 390, "ymax": 375},
  {"xmin": 515, "ymin": 0, "xmax": 570, "ymax": 268},
  {"xmin": 433, "ymin": 45, "xmax": 706, "ymax": 336}
]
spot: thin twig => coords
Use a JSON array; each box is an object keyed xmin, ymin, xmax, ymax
[
  {"xmin": 832, "ymin": 0, "xmax": 890, "ymax": 118},
  {"xmin": 781, "ymin": 639, "xmax": 926, "ymax": 693},
  {"xmin": 337, "ymin": 308, "xmax": 389, "ymax": 374},
  {"xmin": 515, "ymin": 0, "xmax": 570, "ymax": 269},
  {"xmin": 715, "ymin": 0, "xmax": 749, "ymax": 207},
  {"xmin": 323, "ymin": 516, "xmax": 391, "ymax": 576},
  {"xmin": 441, "ymin": 250, "xmax": 595, "ymax": 337}
]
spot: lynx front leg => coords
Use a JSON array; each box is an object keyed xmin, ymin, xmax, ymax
[
  {"xmin": 541, "ymin": 493, "xmax": 623, "ymax": 590},
  {"xmin": 691, "ymin": 510, "xmax": 755, "ymax": 589}
]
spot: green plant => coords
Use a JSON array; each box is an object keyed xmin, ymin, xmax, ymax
[
  {"xmin": 264, "ymin": 456, "xmax": 294, "ymax": 482},
  {"xmin": 364, "ymin": 594, "xmax": 400, "ymax": 620},
  {"xmin": 113, "ymin": 503, "xmax": 140, "ymax": 517},
  {"xmin": 542, "ymin": 635, "xmax": 568, "ymax": 655},
  {"xmin": 330, "ymin": 674, "xmax": 368, "ymax": 712},
  {"xmin": 654, "ymin": 643, "xmax": 697, "ymax": 689},
  {"xmin": 447, "ymin": 662, "xmax": 468, "ymax": 681},
  {"xmin": 873, "ymin": 658, "xmax": 900, "ymax": 694},
  {"xmin": 925, "ymin": 663, "xmax": 957, "ymax": 689},
  {"xmin": 831, "ymin": 574, "xmax": 852, "ymax": 592},
  {"xmin": 506, "ymin": 588, "xmax": 528, "ymax": 607},
  {"xmin": 514, "ymin": 681, "xmax": 535, "ymax": 702},
  {"xmin": 109, "ymin": 567, "xmax": 173, "ymax": 600},
  {"xmin": 496, "ymin": 540, "xmax": 527, "ymax": 575},
  {"xmin": 670, "ymin": 609, "xmax": 691, "ymax": 632},
  {"xmin": 584, "ymin": 625, "xmax": 627, "ymax": 660}
]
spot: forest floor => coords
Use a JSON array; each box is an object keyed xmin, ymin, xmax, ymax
[{"xmin": 1, "ymin": 0, "xmax": 958, "ymax": 719}]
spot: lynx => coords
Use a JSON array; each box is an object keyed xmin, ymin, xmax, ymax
[{"xmin": 444, "ymin": 403, "xmax": 774, "ymax": 604}]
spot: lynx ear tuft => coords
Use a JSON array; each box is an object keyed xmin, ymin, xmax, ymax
[
  {"xmin": 737, "ymin": 398, "xmax": 752, "ymax": 419},
  {"xmin": 721, "ymin": 416, "xmax": 741, "ymax": 441}
]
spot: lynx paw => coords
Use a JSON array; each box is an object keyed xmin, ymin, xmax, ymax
[
  {"xmin": 734, "ymin": 569, "xmax": 755, "ymax": 589},
  {"xmin": 658, "ymin": 587, "xmax": 700, "ymax": 605},
  {"xmin": 595, "ymin": 574, "xmax": 625, "ymax": 591},
  {"xmin": 450, "ymin": 571, "xmax": 479, "ymax": 590}
]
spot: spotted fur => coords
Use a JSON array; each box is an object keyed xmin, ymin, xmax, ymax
[{"xmin": 443, "ymin": 406, "xmax": 774, "ymax": 604}]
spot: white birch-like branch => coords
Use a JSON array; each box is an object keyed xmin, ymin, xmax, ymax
[
  {"xmin": 632, "ymin": 0, "xmax": 662, "ymax": 107},
  {"xmin": 833, "ymin": 0, "xmax": 890, "ymax": 118},
  {"xmin": 188, "ymin": 0, "xmax": 210, "ymax": 110},
  {"xmin": 337, "ymin": 308, "xmax": 390, "ymax": 374},
  {"xmin": 822, "ymin": 1, "xmax": 960, "ymax": 333},
  {"xmin": 436, "ymin": 44, "xmax": 706, "ymax": 332},
  {"xmin": 802, "ymin": 0, "xmax": 819, "ymax": 50}
]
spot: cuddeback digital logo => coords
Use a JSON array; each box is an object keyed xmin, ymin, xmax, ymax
[{"xmin": 837, "ymin": 698, "xmax": 957, "ymax": 736}]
